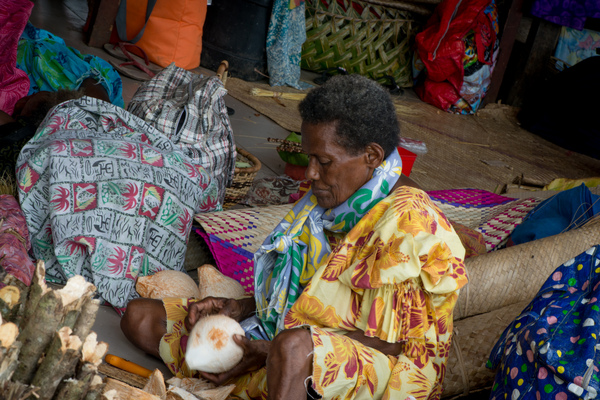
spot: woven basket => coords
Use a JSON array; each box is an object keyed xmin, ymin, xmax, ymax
[
  {"xmin": 223, "ymin": 148, "xmax": 262, "ymax": 209},
  {"xmin": 301, "ymin": 0, "xmax": 426, "ymax": 88}
]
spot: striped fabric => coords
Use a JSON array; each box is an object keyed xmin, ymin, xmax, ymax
[{"xmin": 127, "ymin": 64, "xmax": 236, "ymax": 204}]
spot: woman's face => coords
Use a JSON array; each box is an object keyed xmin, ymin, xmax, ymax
[{"xmin": 301, "ymin": 121, "xmax": 381, "ymax": 209}]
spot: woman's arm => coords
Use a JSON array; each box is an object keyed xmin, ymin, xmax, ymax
[{"xmin": 345, "ymin": 328, "xmax": 403, "ymax": 356}]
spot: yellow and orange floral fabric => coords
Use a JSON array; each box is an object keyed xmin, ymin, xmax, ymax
[
  {"xmin": 159, "ymin": 186, "xmax": 467, "ymax": 399},
  {"xmin": 231, "ymin": 186, "xmax": 467, "ymax": 399}
]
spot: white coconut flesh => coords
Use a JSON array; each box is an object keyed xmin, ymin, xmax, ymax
[{"xmin": 185, "ymin": 315, "xmax": 245, "ymax": 374}]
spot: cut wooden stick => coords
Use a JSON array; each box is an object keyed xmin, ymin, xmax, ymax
[
  {"xmin": 22, "ymin": 260, "xmax": 49, "ymax": 326},
  {"xmin": 250, "ymin": 88, "xmax": 307, "ymax": 101},
  {"xmin": 81, "ymin": 332, "xmax": 108, "ymax": 367},
  {"xmin": 55, "ymin": 377, "xmax": 88, "ymax": 400},
  {"xmin": 13, "ymin": 290, "xmax": 64, "ymax": 384},
  {"xmin": 192, "ymin": 384, "xmax": 236, "ymax": 400},
  {"xmin": 83, "ymin": 374, "xmax": 105, "ymax": 400},
  {"xmin": 98, "ymin": 362, "xmax": 149, "ymax": 389},
  {"xmin": 73, "ymin": 297, "xmax": 100, "ymax": 341},
  {"xmin": 55, "ymin": 363, "xmax": 97, "ymax": 400},
  {"xmin": 56, "ymin": 276, "xmax": 96, "ymax": 333},
  {"xmin": 30, "ymin": 326, "xmax": 82, "ymax": 400},
  {"xmin": 0, "ymin": 286, "xmax": 20, "ymax": 324},
  {"xmin": 0, "ymin": 380, "xmax": 38, "ymax": 400},
  {"xmin": 0, "ymin": 322, "xmax": 19, "ymax": 348},
  {"xmin": 0, "ymin": 339, "xmax": 21, "ymax": 382}
]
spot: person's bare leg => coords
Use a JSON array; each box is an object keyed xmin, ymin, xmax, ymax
[
  {"xmin": 266, "ymin": 328, "xmax": 314, "ymax": 400},
  {"xmin": 120, "ymin": 298, "xmax": 167, "ymax": 359}
]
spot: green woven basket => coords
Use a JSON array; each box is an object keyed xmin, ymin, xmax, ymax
[{"xmin": 301, "ymin": 0, "xmax": 426, "ymax": 88}]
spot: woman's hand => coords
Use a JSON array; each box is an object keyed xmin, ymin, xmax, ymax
[
  {"xmin": 185, "ymin": 297, "xmax": 256, "ymax": 331},
  {"xmin": 199, "ymin": 335, "xmax": 270, "ymax": 385}
]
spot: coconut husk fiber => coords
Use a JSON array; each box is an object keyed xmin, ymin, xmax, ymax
[
  {"xmin": 224, "ymin": 77, "xmax": 600, "ymax": 192},
  {"xmin": 443, "ymin": 301, "xmax": 529, "ymax": 398},
  {"xmin": 454, "ymin": 217, "xmax": 600, "ymax": 320}
]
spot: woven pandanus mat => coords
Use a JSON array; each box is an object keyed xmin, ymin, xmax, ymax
[
  {"xmin": 302, "ymin": 0, "xmax": 425, "ymax": 87},
  {"xmin": 443, "ymin": 301, "xmax": 528, "ymax": 398},
  {"xmin": 455, "ymin": 218, "xmax": 600, "ymax": 320},
  {"xmin": 194, "ymin": 204, "xmax": 293, "ymax": 293}
]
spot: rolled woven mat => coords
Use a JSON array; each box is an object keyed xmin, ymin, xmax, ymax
[
  {"xmin": 455, "ymin": 217, "xmax": 600, "ymax": 320},
  {"xmin": 443, "ymin": 301, "xmax": 529, "ymax": 398}
]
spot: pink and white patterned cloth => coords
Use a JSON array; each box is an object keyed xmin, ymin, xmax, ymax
[
  {"xmin": 427, "ymin": 189, "xmax": 542, "ymax": 251},
  {"xmin": 17, "ymin": 97, "xmax": 220, "ymax": 313},
  {"xmin": 0, "ymin": 0, "xmax": 32, "ymax": 115},
  {"xmin": 0, "ymin": 194, "xmax": 35, "ymax": 287}
]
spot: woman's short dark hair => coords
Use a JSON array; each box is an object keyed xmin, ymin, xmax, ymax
[{"xmin": 298, "ymin": 74, "xmax": 400, "ymax": 157}]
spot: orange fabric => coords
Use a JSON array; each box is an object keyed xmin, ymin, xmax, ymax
[{"xmin": 115, "ymin": 0, "xmax": 207, "ymax": 70}]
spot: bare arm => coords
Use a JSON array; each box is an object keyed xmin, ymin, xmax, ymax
[{"xmin": 345, "ymin": 328, "xmax": 403, "ymax": 356}]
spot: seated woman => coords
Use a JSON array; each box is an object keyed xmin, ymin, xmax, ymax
[
  {"xmin": 1, "ymin": 0, "xmax": 122, "ymax": 115},
  {"xmin": 121, "ymin": 75, "xmax": 468, "ymax": 399},
  {"xmin": 16, "ymin": 22, "xmax": 124, "ymax": 107}
]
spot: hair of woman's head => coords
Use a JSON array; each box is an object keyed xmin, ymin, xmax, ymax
[
  {"xmin": 298, "ymin": 74, "xmax": 400, "ymax": 157},
  {"xmin": 17, "ymin": 89, "xmax": 84, "ymax": 127}
]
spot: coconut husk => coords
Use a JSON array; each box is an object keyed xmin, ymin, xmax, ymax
[
  {"xmin": 136, "ymin": 270, "xmax": 201, "ymax": 299},
  {"xmin": 103, "ymin": 378, "xmax": 162, "ymax": 400},
  {"xmin": 165, "ymin": 377, "xmax": 216, "ymax": 392},
  {"xmin": 192, "ymin": 384, "xmax": 236, "ymax": 400},
  {"xmin": 166, "ymin": 386, "xmax": 198, "ymax": 400},
  {"xmin": 143, "ymin": 369, "xmax": 167, "ymax": 400},
  {"xmin": 197, "ymin": 264, "xmax": 247, "ymax": 300}
]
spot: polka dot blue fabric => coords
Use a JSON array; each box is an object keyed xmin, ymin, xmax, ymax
[{"xmin": 488, "ymin": 245, "xmax": 600, "ymax": 400}]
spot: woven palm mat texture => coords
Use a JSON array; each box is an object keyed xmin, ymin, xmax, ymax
[
  {"xmin": 455, "ymin": 217, "xmax": 600, "ymax": 320},
  {"xmin": 194, "ymin": 204, "xmax": 293, "ymax": 293},
  {"xmin": 224, "ymin": 77, "xmax": 600, "ymax": 191},
  {"xmin": 443, "ymin": 301, "xmax": 529, "ymax": 398}
]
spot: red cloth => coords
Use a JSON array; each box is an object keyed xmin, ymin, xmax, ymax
[
  {"xmin": 0, "ymin": 0, "xmax": 33, "ymax": 115},
  {"xmin": 414, "ymin": 0, "xmax": 495, "ymax": 111},
  {"xmin": 0, "ymin": 195, "xmax": 35, "ymax": 286}
]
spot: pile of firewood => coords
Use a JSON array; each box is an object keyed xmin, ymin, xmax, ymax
[{"xmin": 0, "ymin": 260, "xmax": 107, "ymax": 400}]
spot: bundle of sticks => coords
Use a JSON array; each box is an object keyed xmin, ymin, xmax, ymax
[{"xmin": 0, "ymin": 261, "xmax": 107, "ymax": 400}]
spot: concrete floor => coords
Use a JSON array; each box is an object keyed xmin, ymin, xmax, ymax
[{"xmin": 28, "ymin": 0, "xmax": 300, "ymax": 378}]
